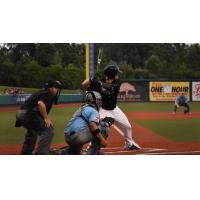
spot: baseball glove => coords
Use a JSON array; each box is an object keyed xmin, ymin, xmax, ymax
[{"xmin": 99, "ymin": 117, "xmax": 114, "ymax": 138}]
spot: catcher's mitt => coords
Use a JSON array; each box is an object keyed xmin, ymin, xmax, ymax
[
  {"xmin": 101, "ymin": 117, "xmax": 114, "ymax": 127},
  {"xmin": 99, "ymin": 117, "xmax": 114, "ymax": 138}
]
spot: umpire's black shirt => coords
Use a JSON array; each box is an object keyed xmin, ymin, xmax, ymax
[
  {"xmin": 23, "ymin": 89, "xmax": 55, "ymax": 113},
  {"xmin": 90, "ymin": 79, "xmax": 120, "ymax": 110},
  {"xmin": 22, "ymin": 89, "xmax": 55, "ymax": 130}
]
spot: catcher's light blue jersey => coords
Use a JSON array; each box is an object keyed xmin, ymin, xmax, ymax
[{"xmin": 64, "ymin": 106, "xmax": 99, "ymax": 135}]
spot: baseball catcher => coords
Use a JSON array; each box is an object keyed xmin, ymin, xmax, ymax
[{"xmin": 62, "ymin": 91, "xmax": 113, "ymax": 155}]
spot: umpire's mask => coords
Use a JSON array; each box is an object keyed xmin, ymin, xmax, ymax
[{"xmin": 44, "ymin": 80, "xmax": 62, "ymax": 104}]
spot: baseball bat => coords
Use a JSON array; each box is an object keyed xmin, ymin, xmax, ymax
[
  {"xmin": 96, "ymin": 47, "xmax": 103, "ymax": 73},
  {"xmin": 112, "ymin": 124, "xmax": 141, "ymax": 148}
]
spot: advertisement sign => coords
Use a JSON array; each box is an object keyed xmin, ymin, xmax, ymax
[
  {"xmin": 15, "ymin": 94, "xmax": 31, "ymax": 104},
  {"xmin": 192, "ymin": 82, "xmax": 200, "ymax": 101},
  {"xmin": 149, "ymin": 82, "xmax": 190, "ymax": 101},
  {"xmin": 118, "ymin": 82, "xmax": 148, "ymax": 102}
]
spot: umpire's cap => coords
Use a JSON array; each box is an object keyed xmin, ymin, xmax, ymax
[
  {"xmin": 104, "ymin": 64, "xmax": 122, "ymax": 79},
  {"xmin": 44, "ymin": 80, "xmax": 62, "ymax": 89}
]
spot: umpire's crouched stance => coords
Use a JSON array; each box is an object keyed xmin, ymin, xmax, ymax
[{"xmin": 15, "ymin": 80, "xmax": 62, "ymax": 155}]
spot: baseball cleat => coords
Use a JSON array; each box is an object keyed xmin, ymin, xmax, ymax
[
  {"xmin": 125, "ymin": 142, "xmax": 141, "ymax": 150},
  {"xmin": 126, "ymin": 144, "xmax": 141, "ymax": 150}
]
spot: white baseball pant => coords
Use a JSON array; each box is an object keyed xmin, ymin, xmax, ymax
[{"xmin": 99, "ymin": 106, "xmax": 140, "ymax": 148}]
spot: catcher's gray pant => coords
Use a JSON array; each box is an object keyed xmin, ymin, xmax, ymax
[
  {"xmin": 21, "ymin": 127, "xmax": 54, "ymax": 155},
  {"xmin": 65, "ymin": 128, "xmax": 93, "ymax": 155},
  {"xmin": 99, "ymin": 106, "xmax": 140, "ymax": 148}
]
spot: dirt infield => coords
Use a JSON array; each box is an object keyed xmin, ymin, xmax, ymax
[
  {"xmin": 1, "ymin": 106, "xmax": 200, "ymax": 155},
  {"xmin": 113, "ymin": 111, "xmax": 200, "ymax": 155}
]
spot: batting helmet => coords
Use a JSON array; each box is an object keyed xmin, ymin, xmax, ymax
[
  {"xmin": 44, "ymin": 80, "xmax": 62, "ymax": 89},
  {"xmin": 104, "ymin": 65, "xmax": 122, "ymax": 79},
  {"xmin": 85, "ymin": 91, "xmax": 102, "ymax": 110}
]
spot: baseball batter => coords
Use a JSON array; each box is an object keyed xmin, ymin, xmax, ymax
[{"xmin": 82, "ymin": 64, "xmax": 141, "ymax": 151}]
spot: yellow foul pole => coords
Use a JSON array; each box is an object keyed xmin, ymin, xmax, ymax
[{"xmin": 85, "ymin": 43, "xmax": 89, "ymax": 79}]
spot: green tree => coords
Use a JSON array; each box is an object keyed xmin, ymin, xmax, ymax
[
  {"xmin": 63, "ymin": 64, "xmax": 85, "ymax": 89},
  {"xmin": 7, "ymin": 43, "xmax": 37, "ymax": 64},
  {"xmin": 24, "ymin": 59, "xmax": 43, "ymax": 87},
  {"xmin": 173, "ymin": 63, "xmax": 191, "ymax": 79},
  {"xmin": 46, "ymin": 64, "xmax": 63, "ymax": 82},
  {"xmin": 133, "ymin": 68, "xmax": 150, "ymax": 79},
  {"xmin": 186, "ymin": 44, "xmax": 200, "ymax": 71},
  {"xmin": 53, "ymin": 50, "xmax": 62, "ymax": 65},
  {"xmin": 145, "ymin": 55, "xmax": 163, "ymax": 74},
  {"xmin": 118, "ymin": 62, "xmax": 135, "ymax": 79},
  {"xmin": 36, "ymin": 44, "xmax": 56, "ymax": 67}
]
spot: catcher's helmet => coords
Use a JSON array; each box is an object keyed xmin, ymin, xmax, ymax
[
  {"xmin": 44, "ymin": 80, "xmax": 62, "ymax": 89},
  {"xmin": 85, "ymin": 91, "xmax": 102, "ymax": 110},
  {"xmin": 104, "ymin": 65, "xmax": 122, "ymax": 79}
]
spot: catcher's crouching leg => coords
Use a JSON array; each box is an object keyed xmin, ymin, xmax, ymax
[
  {"xmin": 86, "ymin": 117, "xmax": 114, "ymax": 155},
  {"xmin": 86, "ymin": 137, "xmax": 102, "ymax": 155}
]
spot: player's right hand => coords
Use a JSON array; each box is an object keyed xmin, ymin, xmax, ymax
[{"xmin": 44, "ymin": 118, "xmax": 53, "ymax": 128}]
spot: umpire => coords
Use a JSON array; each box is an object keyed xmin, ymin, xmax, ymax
[{"xmin": 15, "ymin": 80, "xmax": 62, "ymax": 155}]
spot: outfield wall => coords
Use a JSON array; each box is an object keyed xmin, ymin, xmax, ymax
[
  {"xmin": 192, "ymin": 82, "xmax": 200, "ymax": 101},
  {"xmin": 149, "ymin": 81, "xmax": 190, "ymax": 101},
  {"xmin": 119, "ymin": 80, "xmax": 200, "ymax": 102},
  {"xmin": 0, "ymin": 94, "xmax": 83, "ymax": 105},
  {"xmin": 1, "ymin": 81, "xmax": 200, "ymax": 105},
  {"xmin": 118, "ymin": 81, "xmax": 149, "ymax": 102}
]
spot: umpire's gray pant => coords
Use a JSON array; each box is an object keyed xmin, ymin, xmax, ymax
[
  {"xmin": 36, "ymin": 127, "xmax": 54, "ymax": 154},
  {"xmin": 21, "ymin": 127, "xmax": 54, "ymax": 155},
  {"xmin": 65, "ymin": 128, "xmax": 92, "ymax": 155}
]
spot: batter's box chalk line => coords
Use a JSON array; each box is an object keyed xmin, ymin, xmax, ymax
[{"xmin": 145, "ymin": 150, "xmax": 200, "ymax": 155}]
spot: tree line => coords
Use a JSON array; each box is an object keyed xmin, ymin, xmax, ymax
[{"xmin": 0, "ymin": 43, "xmax": 200, "ymax": 89}]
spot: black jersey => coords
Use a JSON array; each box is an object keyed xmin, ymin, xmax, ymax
[
  {"xmin": 22, "ymin": 89, "xmax": 55, "ymax": 114},
  {"xmin": 18, "ymin": 89, "xmax": 55, "ymax": 130},
  {"xmin": 90, "ymin": 79, "xmax": 120, "ymax": 110}
]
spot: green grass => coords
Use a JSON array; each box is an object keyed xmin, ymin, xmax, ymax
[
  {"xmin": 0, "ymin": 106, "xmax": 78, "ymax": 145},
  {"xmin": 136, "ymin": 119, "xmax": 200, "ymax": 142},
  {"xmin": 0, "ymin": 102, "xmax": 200, "ymax": 144},
  {"xmin": 118, "ymin": 102, "xmax": 200, "ymax": 112}
]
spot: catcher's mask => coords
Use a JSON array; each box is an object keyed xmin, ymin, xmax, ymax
[
  {"xmin": 85, "ymin": 91, "xmax": 102, "ymax": 111},
  {"xmin": 104, "ymin": 64, "xmax": 122, "ymax": 79},
  {"xmin": 44, "ymin": 80, "xmax": 62, "ymax": 104}
]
